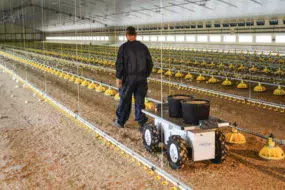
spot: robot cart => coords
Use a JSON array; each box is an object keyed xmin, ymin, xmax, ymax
[{"xmin": 142, "ymin": 105, "xmax": 230, "ymax": 170}]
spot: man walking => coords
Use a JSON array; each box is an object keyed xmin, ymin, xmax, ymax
[{"xmin": 114, "ymin": 26, "xmax": 153, "ymax": 131}]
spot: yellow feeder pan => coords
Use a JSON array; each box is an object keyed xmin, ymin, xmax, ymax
[
  {"xmin": 145, "ymin": 98, "xmax": 155, "ymax": 109},
  {"xmin": 273, "ymin": 85, "xmax": 285, "ymax": 96},
  {"xmin": 193, "ymin": 60, "xmax": 199, "ymax": 65},
  {"xmin": 145, "ymin": 101, "xmax": 155, "ymax": 109},
  {"xmin": 262, "ymin": 67, "xmax": 270, "ymax": 74},
  {"xmin": 44, "ymin": 67, "xmax": 50, "ymax": 72},
  {"xmin": 81, "ymin": 80, "xmax": 90, "ymax": 87},
  {"xmin": 259, "ymin": 136, "xmax": 285, "ymax": 160},
  {"xmin": 184, "ymin": 72, "xmax": 193, "ymax": 80},
  {"xmin": 51, "ymin": 69, "xmax": 57, "ymax": 74},
  {"xmin": 222, "ymin": 77, "xmax": 233, "ymax": 86},
  {"xmin": 152, "ymin": 68, "xmax": 157, "ymax": 73},
  {"xmin": 114, "ymin": 93, "xmax": 120, "ymax": 101},
  {"xmin": 254, "ymin": 83, "xmax": 266, "ymax": 92},
  {"xmin": 157, "ymin": 68, "xmax": 164, "ymax": 74},
  {"xmin": 87, "ymin": 82, "xmax": 97, "ymax": 90},
  {"xmin": 237, "ymin": 80, "xmax": 248, "ymax": 89},
  {"xmin": 95, "ymin": 84, "xmax": 106, "ymax": 92},
  {"xmin": 74, "ymin": 78, "xmax": 82, "ymax": 84},
  {"xmin": 268, "ymin": 58, "xmax": 273, "ymax": 62},
  {"xmin": 69, "ymin": 75, "xmax": 76, "ymax": 82},
  {"xmin": 209, "ymin": 61, "xmax": 216, "ymax": 68},
  {"xmin": 55, "ymin": 70, "xmax": 61, "ymax": 76},
  {"xmin": 64, "ymin": 74, "xmax": 71, "ymax": 80},
  {"xmin": 249, "ymin": 65, "xmax": 258, "ymax": 72},
  {"xmin": 237, "ymin": 64, "xmax": 245, "ymax": 71},
  {"xmin": 275, "ymin": 68, "xmax": 284, "ymax": 75},
  {"xmin": 175, "ymin": 71, "xmax": 184, "ymax": 78},
  {"xmin": 179, "ymin": 59, "xmax": 185, "ymax": 63},
  {"xmin": 201, "ymin": 61, "xmax": 207, "ymax": 67},
  {"xmin": 165, "ymin": 70, "xmax": 173, "ymax": 76},
  {"xmin": 206, "ymin": 76, "xmax": 218, "ymax": 84},
  {"xmin": 104, "ymin": 87, "xmax": 117, "ymax": 96},
  {"xmin": 228, "ymin": 63, "xmax": 235, "ymax": 69},
  {"xmin": 59, "ymin": 72, "xmax": 66, "ymax": 78},
  {"xmin": 226, "ymin": 127, "xmax": 246, "ymax": 144},
  {"xmin": 196, "ymin": 74, "xmax": 206, "ymax": 82},
  {"xmin": 47, "ymin": 68, "xmax": 53, "ymax": 73},
  {"xmin": 186, "ymin": 60, "xmax": 192, "ymax": 64},
  {"xmin": 218, "ymin": 63, "xmax": 224, "ymax": 69}
]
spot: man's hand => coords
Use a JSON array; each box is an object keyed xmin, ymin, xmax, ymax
[{"xmin": 116, "ymin": 79, "xmax": 122, "ymax": 88}]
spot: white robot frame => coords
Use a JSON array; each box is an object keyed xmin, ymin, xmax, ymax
[{"xmin": 142, "ymin": 109, "xmax": 230, "ymax": 169}]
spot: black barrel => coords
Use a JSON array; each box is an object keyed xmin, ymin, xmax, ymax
[
  {"xmin": 181, "ymin": 99, "xmax": 210, "ymax": 124},
  {"xmin": 168, "ymin": 94, "xmax": 194, "ymax": 118}
]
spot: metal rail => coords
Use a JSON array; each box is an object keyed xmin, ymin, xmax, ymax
[
  {"xmin": 152, "ymin": 65, "xmax": 285, "ymax": 87},
  {"xmin": 150, "ymin": 77, "xmax": 285, "ymax": 110},
  {"xmin": 0, "ymin": 63, "xmax": 192, "ymax": 190},
  {"xmin": 230, "ymin": 124, "xmax": 285, "ymax": 146}
]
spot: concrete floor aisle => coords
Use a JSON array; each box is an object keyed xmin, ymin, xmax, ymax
[{"xmin": 0, "ymin": 69, "xmax": 163, "ymax": 189}]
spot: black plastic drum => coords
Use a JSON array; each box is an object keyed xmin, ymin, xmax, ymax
[
  {"xmin": 181, "ymin": 99, "xmax": 210, "ymax": 125},
  {"xmin": 168, "ymin": 94, "xmax": 194, "ymax": 118}
]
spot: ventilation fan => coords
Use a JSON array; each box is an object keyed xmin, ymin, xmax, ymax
[
  {"xmin": 269, "ymin": 19, "xmax": 278, "ymax": 25},
  {"xmin": 256, "ymin": 20, "xmax": 265, "ymax": 25},
  {"xmin": 222, "ymin": 23, "xmax": 229, "ymax": 27}
]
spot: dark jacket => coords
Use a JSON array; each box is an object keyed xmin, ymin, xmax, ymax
[{"xmin": 116, "ymin": 40, "xmax": 153, "ymax": 84}]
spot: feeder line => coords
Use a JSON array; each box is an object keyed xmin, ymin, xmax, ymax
[
  {"xmin": 5, "ymin": 47, "xmax": 285, "ymax": 87},
  {"xmin": 2, "ymin": 49, "xmax": 285, "ymax": 111},
  {"xmin": 152, "ymin": 65, "xmax": 285, "ymax": 87},
  {"xmin": 230, "ymin": 124, "xmax": 285, "ymax": 146}
]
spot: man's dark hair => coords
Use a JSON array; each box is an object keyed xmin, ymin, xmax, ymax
[{"xmin": 126, "ymin": 26, "xmax": 136, "ymax": 36}]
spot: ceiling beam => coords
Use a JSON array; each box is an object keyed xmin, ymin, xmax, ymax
[
  {"xmin": 216, "ymin": 0, "xmax": 238, "ymax": 8},
  {"xmin": 31, "ymin": 3, "xmax": 106, "ymax": 26},
  {"xmin": 169, "ymin": 3, "xmax": 195, "ymax": 12},
  {"xmin": 249, "ymin": 0, "xmax": 262, "ymax": 5},
  {"xmin": 184, "ymin": 0, "xmax": 214, "ymax": 10},
  {"xmin": 153, "ymin": 5, "xmax": 180, "ymax": 14}
]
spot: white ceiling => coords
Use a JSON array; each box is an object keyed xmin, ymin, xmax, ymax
[{"xmin": 1, "ymin": 0, "xmax": 285, "ymax": 32}]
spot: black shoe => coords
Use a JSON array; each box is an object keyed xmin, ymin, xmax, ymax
[
  {"xmin": 138, "ymin": 117, "xmax": 148, "ymax": 127},
  {"xmin": 139, "ymin": 125, "xmax": 144, "ymax": 133},
  {"xmin": 113, "ymin": 119, "xmax": 124, "ymax": 128},
  {"xmin": 138, "ymin": 118, "xmax": 148, "ymax": 132}
]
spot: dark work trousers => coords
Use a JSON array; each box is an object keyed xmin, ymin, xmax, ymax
[{"xmin": 116, "ymin": 81, "xmax": 148, "ymax": 125}]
